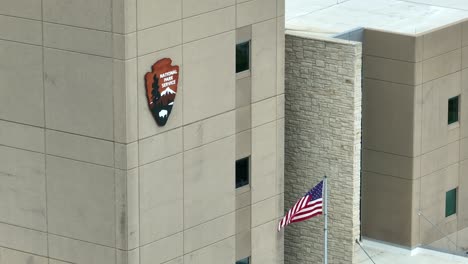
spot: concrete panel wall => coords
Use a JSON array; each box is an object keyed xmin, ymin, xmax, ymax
[
  {"xmin": 0, "ymin": 0, "xmax": 285, "ymax": 263},
  {"xmin": 362, "ymin": 22, "xmax": 468, "ymax": 251},
  {"xmin": 284, "ymin": 34, "xmax": 362, "ymax": 264}
]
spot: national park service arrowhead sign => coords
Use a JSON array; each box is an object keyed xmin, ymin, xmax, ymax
[{"xmin": 144, "ymin": 58, "xmax": 179, "ymax": 126}]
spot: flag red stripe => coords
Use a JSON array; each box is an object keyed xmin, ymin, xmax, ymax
[
  {"xmin": 292, "ymin": 207, "xmax": 323, "ymax": 220},
  {"xmin": 290, "ymin": 211, "xmax": 323, "ymax": 223}
]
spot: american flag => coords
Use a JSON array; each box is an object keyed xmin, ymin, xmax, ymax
[{"xmin": 278, "ymin": 180, "xmax": 323, "ymax": 231}]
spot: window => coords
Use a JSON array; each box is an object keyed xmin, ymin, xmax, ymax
[
  {"xmin": 236, "ymin": 157, "xmax": 249, "ymax": 188},
  {"xmin": 448, "ymin": 96, "xmax": 460, "ymax": 125},
  {"xmin": 236, "ymin": 257, "xmax": 250, "ymax": 264},
  {"xmin": 446, "ymin": 188, "xmax": 457, "ymax": 217},
  {"xmin": 236, "ymin": 41, "xmax": 250, "ymax": 73}
]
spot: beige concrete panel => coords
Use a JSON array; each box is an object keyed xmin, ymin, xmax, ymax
[
  {"xmin": 44, "ymin": 23, "xmax": 112, "ymax": 57},
  {"xmin": 49, "ymin": 260, "xmax": 70, "ymax": 264},
  {"xmin": 0, "ymin": 222, "xmax": 47, "ymax": 256},
  {"xmin": 277, "ymin": 118, "xmax": 285, "ymax": 195},
  {"xmin": 0, "ymin": 15, "xmax": 41, "ymax": 45},
  {"xmin": 184, "ymin": 136, "xmax": 235, "ymax": 228},
  {"xmin": 114, "ymin": 59, "xmax": 138, "ymax": 143},
  {"xmin": 184, "ymin": 237, "xmax": 235, "ymax": 264},
  {"xmin": 461, "ymin": 138, "xmax": 468, "ymax": 161},
  {"xmin": 462, "ymin": 46, "xmax": 468, "ymax": 69},
  {"xmin": 113, "ymin": 33, "xmax": 137, "ymax": 60},
  {"xmin": 236, "ymin": 25, "xmax": 252, "ymax": 44},
  {"xmin": 362, "ymin": 172, "xmax": 413, "ymax": 246},
  {"xmin": 462, "ymin": 69, "xmax": 468, "ymax": 138},
  {"xmin": 362, "ymin": 149, "xmax": 419, "ymax": 180},
  {"xmin": 184, "ymin": 110, "xmax": 235, "ymax": 150},
  {"xmin": 48, "ymin": 234, "xmax": 115, "ymax": 264},
  {"xmin": 115, "ymin": 168, "xmax": 139, "ymax": 250},
  {"xmin": 252, "ymin": 97, "xmax": 276, "ymax": 127},
  {"xmin": 0, "ymin": 0, "xmax": 41, "ymax": 19},
  {"xmin": 419, "ymin": 164, "xmax": 459, "ymax": 244},
  {"xmin": 277, "ymin": 17, "xmax": 285, "ymax": 95},
  {"xmin": 463, "ymin": 20, "xmax": 468, "ymax": 47},
  {"xmin": 459, "ymin": 160, "xmax": 468, "ymax": 229},
  {"xmin": 422, "ymin": 49, "xmax": 461, "ymax": 83},
  {"xmin": 252, "ymin": 195, "xmax": 282, "ymax": 228},
  {"xmin": 252, "ymin": 19, "xmax": 277, "ymax": 102},
  {"xmin": 43, "ymin": 0, "xmax": 111, "ymax": 31},
  {"xmin": 183, "ymin": 32, "xmax": 235, "ymax": 124},
  {"xmin": 362, "ymin": 79, "xmax": 416, "ymax": 157},
  {"xmin": 117, "ymin": 248, "xmax": 140, "ymax": 264},
  {"xmin": 0, "ymin": 247, "xmax": 48, "ymax": 264},
  {"xmin": 252, "ymin": 220, "xmax": 283, "ymax": 264},
  {"xmin": 137, "ymin": 0, "xmax": 181, "ymax": 30},
  {"xmin": 184, "ymin": 212, "xmax": 235, "ymax": 253},
  {"xmin": 137, "ymin": 21, "xmax": 182, "ymax": 56},
  {"xmin": 46, "ymin": 130, "xmax": 114, "ymax": 166},
  {"xmin": 278, "ymin": 0, "xmax": 285, "ymax": 16},
  {"xmin": 236, "ymin": 190, "xmax": 251, "ymax": 210},
  {"xmin": 448, "ymin": 125, "xmax": 460, "ymax": 144},
  {"xmin": 0, "ymin": 40, "xmax": 44, "ymax": 127},
  {"xmin": 0, "ymin": 120, "xmax": 44, "ymax": 152},
  {"xmin": 114, "ymin": 142, "xmax": 138, "ymax": 170},
  {"xmin": 0, "ymin": 146, "xmax": 46, "ymax": 231},
  {"xmin": 162, "ymin": 257, "xmax": 183, "ymax": 264},
  {"xmin": 137, "ymin": 45, "xmax": 183, "ymax": 139},
  {"xmin": 236, "ymin": 206, "xmax": 251, "ymax": 234},
  {"xmin": 413, "ymin": 83, "xmax": 423, "ymax": 156},
  {"xmin": 423, "ymin": 23, "xmax": 461, "ymax": 60},
  {"xmin": 236, "ymin": 231, "xmax": 251, "ymax": 260},
  {"xmin": 421, "ymin": 163, "xmax": 459, "ymax": 222},
  {"xmin": 140, "ymin": 233, "xmax": 183, "ymax": 264},
  {"xmin": 183, "ymin": 6, "xmax": 235, "ymax": 43},
  {"xmin": 427, "ymin": 222, "xmax": 458, "ymax": 252},
  {"xmin": 251, "ymin": 121, "xmax": 277, "ymax": 203},
  {"xmin": 364, "ymin": 56, "xmax": 421, "ymax": 85},
  {"xmin": 277, "ymin": 94, "xmax": 285, "ymax": 119},
  {"xmin": 182, "ymin": 0, "xmax": 234, "ymax": 18},
  {"xmin": 236, "ymin": 129, "xmax": 251, "ymax": 160},
  {"xmin": 236, "ymin": 106, "xmax": 251, "ymax": 133},
  {"xmin": 411, "ymin": 177, "xmax": 421, "ymax": 247},
  {"xmin": 44, "ymin": 49, "xmax": 113, "ymax": 140},
  {"xmin": 364, "ymin": 29, "xmax": 419, "ymax": 62},
  {"xmin": 421, "ymin": 72, "xmax": 462, "ymax": 153},
  {"xmin": 237, "ymin": 0, "xmax": 276, "ymax": 28},
  {"xmin": 47, "ymin": 156, "xmax": 115, "ymax": 246},
  {"xmin": 421, "ymin": 141, "xmax": 460, "ymax": 177},
  {"xmin": 138, "ymin": 128, "xmax": 182, "ymax": 165},
  {"xmin": 236, "ymin": 77, "xmax": 251, "ymax": 108},
  {"xmin": 112, "ymin": 0, "xmax": 137, "ymax": 34},
  {"xmin": 140, "ymin": 154, "xmax": 183, "ymax": 245}
]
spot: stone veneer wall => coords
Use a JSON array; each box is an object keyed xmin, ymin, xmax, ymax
[{"xmin": 284, "ymin": 33, "xmax": 362, "ymax": 264}]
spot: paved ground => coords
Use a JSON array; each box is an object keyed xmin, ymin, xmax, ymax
[
  {"xmin": 356, "ymin": 239, "xmax": 468, "ymax": 264},
  {"xmin": 286, "ymin": 0, "xmax": 468, "ymax": 36}
]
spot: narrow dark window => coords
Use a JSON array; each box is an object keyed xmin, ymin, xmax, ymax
[
  {"xmin": 236, "ymin": 157, "xmax": 249, "ymax": 188},
  {"xmin": 236, "ymin": 41, "xmax": 250, "ymax": 73},
  {"xmin": 236, "ymin": 257, "xmax": 250, "ymax": 264},
  {"xmin": 448, "ymin": 96, "xmax": 460, "ymax": 125},
  {"xmin": 445, "ymin": 188, "xmax": 457, "ymax": 217}
]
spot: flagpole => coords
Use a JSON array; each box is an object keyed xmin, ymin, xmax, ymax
[{"xmin": 323, "ymin": 175, "xmax": 328, "ymax": 264}]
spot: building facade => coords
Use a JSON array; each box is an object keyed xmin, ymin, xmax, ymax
[
  {"xmin": 284, "ymin": 14, "xmax": 468, "ymax": 263},
  {"xmin": 284, "ymin": 33, "xmax": 362, "ymax": 264},
  {"xmin": 0, "ymin": 0, "xmax": 285, "ymax": 263},
  {"xmin": 361, "ymin": 21, "xmax": 468, "ymax": 252}
]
